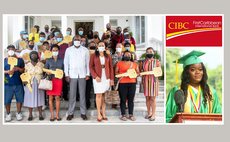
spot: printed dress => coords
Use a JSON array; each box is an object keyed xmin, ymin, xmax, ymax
[{"xmin": 142, "ymin": 58, "xmax": 160, "ymax": 97}]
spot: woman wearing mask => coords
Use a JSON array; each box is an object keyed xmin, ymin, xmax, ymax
[
  {"xmin": 115, "ymin": 50, "xmax": 139, "ymax": 121},
  {"xmin": 140, "ymin": 47, "xmax": 161, "ymax": 121},
  {"xmin": 44, "ymin": 44, "xmax": 64, "ymax": 121},
  {"xmin": 90, "ymin": 42, "xmax": 114, "ymax": 122},
  {"xmin": 23, "ymin": 51, "xmax": 45, "ymax": 121}
]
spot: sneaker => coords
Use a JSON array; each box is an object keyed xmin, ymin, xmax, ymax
[
  {"xmin": 16, "ymin": 112, "xmax": 23, "ymax": 121},
  {"xmin": 5, "ymin": 113, "xmax": 12, "ymax": 122},
  {"xmin": 42, "ymin": 105, "xmax": 47, "ymax": 110}
]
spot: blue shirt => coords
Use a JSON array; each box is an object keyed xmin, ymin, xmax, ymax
[{"xmin": 4, "ymin": 57, "xmax": 25, "ymax": 85}]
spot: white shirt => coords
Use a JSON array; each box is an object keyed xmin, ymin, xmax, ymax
[{"xmin": 64, "ymin": 45, "xmax": 90, "ymax": 78}]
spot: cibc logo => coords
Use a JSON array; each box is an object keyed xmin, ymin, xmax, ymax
[{"xmin": 168, "ymin": 22, "xmax": 189, "ymax": 29}]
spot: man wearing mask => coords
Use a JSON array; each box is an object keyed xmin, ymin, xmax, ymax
[
  {"xmin": 111, "ymin": 26, "xmax": 124, "ymax": 54},
  {"xmin": 29, "ymin": 25, "xmax": 40, "ymax": 43},
  {"xmin": 13, "ymin": 31, "xmax": 28, "ymax": 54},
  {"xmin": 64, "ymin": 27, "xmax": 73, "ymax": 46},
  {"xmin": 44, "ymin": 25, "xmax": 50, "ymax": 40},
  {"xmin": 19, "ymin": 40, "xmax": 36, "ymax": 63},
  {"xmin": 35, "ymin": 32, "xmax": 46, "ymax": 52},
  {"xmin": 64, "ymin": 35, "xmax": 90, "ymax": 121},
  {"xmin": 78, "ymin": 27, "xmax": 84, "ymax": 36},
  {"xmin": 101, "ymin": 23, "xmax": 115, "ymax": 41},
  {"xmin": 4, "ymin": 45, "xmax": 25, "ymax": 122}
]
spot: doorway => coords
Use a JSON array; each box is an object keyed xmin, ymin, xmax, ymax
[{"xmin": 75, "ymin": 22, "xmax": 94, "ymax": 36}]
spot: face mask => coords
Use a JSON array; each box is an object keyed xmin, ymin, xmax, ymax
[
  {"xmin": 40, "ymin": 37, "xmax": 45, "ymax": 42},
  {"xmin": 106, "ymin": 35, "xmax": 110, "ymax": 39},
  {"xmin": 23, "ymin": 34, "xmax": 28, "ymax": 39},
  {"xmin": 146, "ymin": 53, "xmax": 154, "ymax": 58},
  {"xmin": 66, "ymin": 31, "xmax": 71, "ymax": 35},
  {"xmin": 52, "ymin": 51, "xmax": 59, "ymax": 57},
  {"xmin": 29, "ymin": 45, "xmax": 34, "ymax": 49},
  {"xmin": 8, "ymin": 50, "xmax": 15, "ymax": 56},
  {"xmin": 123, "ymin": 56, "xmax": 131, "ymax": 61},
  {"xmin": 89, "ymin": 46, "xmax": 96, "ymax": 50},
  {"xmin": 74, "ymin": 41, "xmax": 81, "ymax": 47},
  {"xmin": 81, "ymin": 42, "xmax": 86, "ymax": 46},
  {"xmin": 54, "ymin": 32, "xmax": 59, "ymax": 37},
  {"xmin": 93, "ymin": 35, "xmax": 99, "ymax": 39},
  {"xmin": 98, "ymin": 46, "xmax": 105, "ymax": 52},
  {"xmin": 56, "ymin": 38, "xmax": 62, "ymax": 43},
  {"xmin": 125, "ymin": 47, "xmax": 130, "ymax": 51},
  {"xmin": 117, "ymin": 31, "xmax": 121, "ymax": 35},
  {"xmin": 116, "ymin": 48, "xmax": 122, "ymax": 53},
  {"xmin": 78, "ymin": 31, "xmax": 83, "ymax": 35}
]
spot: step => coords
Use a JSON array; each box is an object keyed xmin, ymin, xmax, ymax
[{"xmin": 5, "ymin": 101, "xmax": 165, "ymax": 123}]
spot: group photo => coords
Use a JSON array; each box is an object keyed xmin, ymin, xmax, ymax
[{"xmin": 3, "ymin": 15, "xmax": 165, "ymax": 124}]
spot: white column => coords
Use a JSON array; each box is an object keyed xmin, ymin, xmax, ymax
[
  {"xmin": 103, "ymin": 16, "xmax": 110, "ymax": 32},
  {"xmin": 12, "ymin": 16, "xmax": 25, "ymax": 44},
  {"xmin": 3, "ymin": 15, "xmax": 8, "ymax": 50},
  {"xmin": 61, "ymin": 15, "xmax": 68, "ymax": 35}
]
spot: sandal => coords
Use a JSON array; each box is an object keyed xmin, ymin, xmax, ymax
[
  {"xmin": 120, "ymin": 115, "xmax": 127, "ymax": 121},
  {"xmin": 50, "ymin": 118, "xmax": 55, "ymax": 122},
  {"xmin": 149, "ymin": 116, "xmax": 155, "ymax": 121},
  {"xmin": 128, "ymin": 115, "xmax": 136, "ymax": 121},
  {"xmin": 145, "ymin": 114, "xmax": 152, "ymax": 119}
]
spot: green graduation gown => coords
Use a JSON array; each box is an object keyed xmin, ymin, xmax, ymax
[{"xmin": 166, "ymin": 86, "xmax": 222, "ymax": 123}]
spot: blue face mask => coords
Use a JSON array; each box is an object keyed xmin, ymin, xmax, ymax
[
  {"xmin": 56, "ymin": 38, "xmax": 63, "ymax": 43},
  {"xmin": 78, "ymin": 31, "xmax": 83, "ymax": 35},
  {"xmin": 40, "ymin": 37, "xmax": 45, "ymax": 42},
  {"xmin": 66, "ymin": 31, "xmax": 71, "ymax": 35},
  {"xmin": 23, "ymin": 34, "xmax": 28, "ymax": 39},
  {"xmin": 125, "ymin": 46, "xmax": 130, "ymax": 51},
  {"xmin": 54, "ymin": 32, "xmax": 60, "ymax": 37}
]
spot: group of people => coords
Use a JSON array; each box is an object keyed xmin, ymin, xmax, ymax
[{"xmin": 4, "ymin": 23, "xmax": 161, "ymax": 122}]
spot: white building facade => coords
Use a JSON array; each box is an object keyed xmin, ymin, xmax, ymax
[{"xmin": 3, "ymin": 15, "xmax": 164, "ymax": 61}]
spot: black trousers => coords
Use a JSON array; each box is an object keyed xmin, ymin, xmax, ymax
[
  {"xmin": 85, "ymin": 76, "xmax": 93, "ymax": 107},
  {"xmin": 118, "ymin": 83, "xmax": 136, "ymax": 115}
]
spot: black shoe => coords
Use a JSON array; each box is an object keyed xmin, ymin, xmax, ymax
[
  {"xmin": 28, "ymin": 116, "xmax": 33, "ymax": 121},
  {"xmin": 81, "ymin": 114, "xmax": 88, "ymax": 120},
  {"xmin": 50, "ymin": 118, "xmax": 55, "ymax": 122},
  {"xmin": 39, "ymin": 116, "xmax": 44, "ymax": 121},
  {"xmin": 66, "ymin": 115, "xmax": 74, "ymax": 121}
]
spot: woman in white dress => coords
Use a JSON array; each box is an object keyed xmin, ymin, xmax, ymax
[{"xmin": 90, "ymin": 42, "xmax": 114, "ymax": 122}]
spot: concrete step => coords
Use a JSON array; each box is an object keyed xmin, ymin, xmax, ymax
[{"xmin": 5, "ymin": 101, "xmax": 165, "ymax": 123}]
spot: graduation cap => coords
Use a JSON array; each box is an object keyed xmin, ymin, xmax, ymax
[
  {"xmin": 173, "ymin": 50, "xmax": 205, "ymax": 84},
  {"xmin": 174, "ymin": 50, "xmax": 205, "ymax": 68}
]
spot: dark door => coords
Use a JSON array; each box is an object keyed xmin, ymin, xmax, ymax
[{"xmin": 75, "ymin": 22, "xmax": 94, "ymax": 37}]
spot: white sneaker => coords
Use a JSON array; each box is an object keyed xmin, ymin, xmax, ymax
[
  {"xmin": 5, "ymin": 113, "xmax": 12, "ymax": 122},
  {"xmin": 42, "ymin": 105, "xmax": 47, "ymax": 110},
  {"xmin": 16, "ymin": 112, "xmax": 23, "ymax": 121}
]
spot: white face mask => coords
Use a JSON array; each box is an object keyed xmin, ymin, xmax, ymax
[
  {"xmin": 8, "ymin": 50, "xmax": 15, "ymax": 56},
  {"xmin": 52, "ymin": 51, "xmax": 59, "ymax": 57},
  {"xmin": 74, "ymin": 41, "xmax": 81, "ymax": 47},
  {"xmin": 98, "ymin": 46, "xmax": 105, "ymax": 52},
  {"xmin": 116, "ymin": 48, "xmax": 122, "ymax": 53}
]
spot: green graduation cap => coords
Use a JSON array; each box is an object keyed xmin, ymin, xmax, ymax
[{"xmin": 173, "ymin": 50, "xmax": 205, "ymax": 68}]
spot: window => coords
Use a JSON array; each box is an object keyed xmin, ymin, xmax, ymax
[
  {"xmin": 135, "ymin": 16, "xmax": 145, "ymax": 44},
  {"xmin": 51, "ymin": 20, "xmax": 61, "ymax": 30},
  {"xmin": 110, "ymin": 19, "xmax": 118, "ymax": 30}
]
